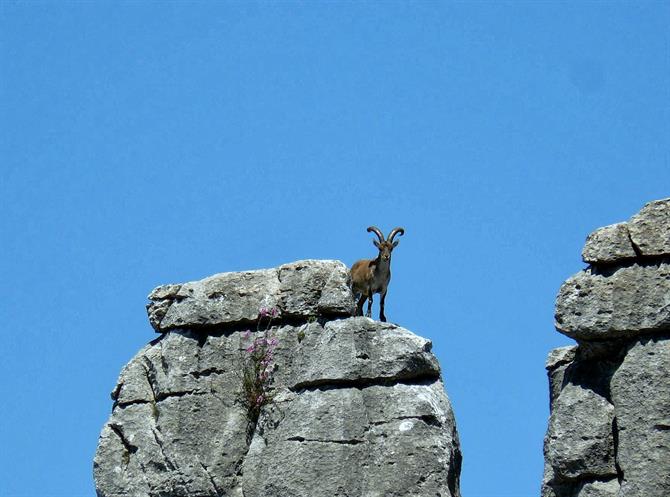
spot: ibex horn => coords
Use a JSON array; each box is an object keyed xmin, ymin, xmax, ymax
[
  {"xmin": 367, "ymin": 226, "xmax": 385, "ymax": 242},
  {"xmin": 387, "ymin": 227, "xmax": 405, "ymax": 242}
]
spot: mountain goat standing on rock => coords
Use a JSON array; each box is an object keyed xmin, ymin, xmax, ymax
[{"xmin": 350, "ymin": 226, "xmax": 405, "ymax": 322}]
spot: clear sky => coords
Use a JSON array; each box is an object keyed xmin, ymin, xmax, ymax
[{"xmin": 1, "ymin": 2, "xmax": 668, "ymax": 496}]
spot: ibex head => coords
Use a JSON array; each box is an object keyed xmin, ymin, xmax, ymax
[{"xmin": 367, "ymin": 226, "xmax": 405, "ymax": 262}]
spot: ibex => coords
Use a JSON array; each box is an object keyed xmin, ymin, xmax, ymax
[{"xmin": 351, "ymin": 226, "xmax": 405, "ymax": 322}]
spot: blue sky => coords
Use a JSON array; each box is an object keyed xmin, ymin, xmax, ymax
[{"xmin": 1, "ymin": 2, "xmax": 668, "ymax": 496}]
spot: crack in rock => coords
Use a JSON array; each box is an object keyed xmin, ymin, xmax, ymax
[
  {"xmin": 199, "ymin": 461, "xmax": 223, "ymax": 496},
  {"xmin": 289, "ymin": 372, "xmax": 440, "ymax": 393},
  {"xmin": 151, "ymin": 427, "xmax": 176, "ymax": 471},
  {"xmin": 286, "ymin": 436, "xmax": 365, "ymax": 445},
  {"xmin": 109, "ymin": 423, "xmax": 138, "ymax": 468}
]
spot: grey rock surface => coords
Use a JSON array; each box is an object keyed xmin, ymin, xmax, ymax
[
  {"xmin": 243, "ymin": 379, "xmax": 460, "ymax": 497},
  {"xmin": 95, "ymin": 260, "xmax": 461, "ymax": 497},
  {"xmin": 555, "ymin": 262, "xmax": 670, "ymax": 341},
  {"xmin": 544, "ymin": 198, "xmax": 670, "ymax": 497},
  {"xmin": 545, "ymin": 346, "xmax": 577, "ymax": 410},
  {"xmin": 576, "ymin": 479, "xmax": 620, "ymax": 497},
  {"xmin": 546, "ymin": 346, "xmax": 577, "ymax": 372},
  {"xmin": 628, "ymin": 198, "xmax": 670, "ymax": 257},
  {"xmin": 578, "ymin": 198, "xmax": 669, "ymax": 265},
  {"xmin": 582, "ymin": 223, "xmax": 636, "ymax": 265},
  {"xmin": 544, "ymin": 381, "xmax": 616, "ymax": 481},
  {"xmin": 610, "ymin": 337, "xmax": 670, "ymax": 497},
  {"xmin": 542, "ymin": 345, "xmax": 623, "ymax": 497},
  {"xmin": 147, "ymin": 260, "xmax": 355, "ymax": 332}
]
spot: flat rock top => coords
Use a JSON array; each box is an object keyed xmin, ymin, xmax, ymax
[{"xmin": 147, "ymin": 260, "xmax": 355, "ymax": 332}]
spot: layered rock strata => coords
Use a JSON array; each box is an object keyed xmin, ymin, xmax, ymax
[
  {"xmin": 95, "ymin": 260, "xmax": 462, "ymax": 497},
  {"xmin": 544, "ymin": 198, "xmax": 670, "ymax": 497}
]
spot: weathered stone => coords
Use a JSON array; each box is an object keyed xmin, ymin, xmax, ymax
[
  {"xmin": 146, "ymin": 260, "xmax": 355, "ymax": 332},
  {"xmin": 151, "ymin": 268, "xmax": 282, "ymax": 331},
  {"xmin": 281, "ymin": 317, "xmax": 440, "ymax": 389},
  {"xmin": 111, "ymin": 344, "xmax": 154, "ymax": 406},
  {"xmin": 576, "ymin": 479, "xmax": 620, "ymax": 497},
  {"xmin": 544, "ymin": 382, "xmax": 617, "ymax": 481},
  {"xmin": 278, "ymin": 259, "xmax": 354, "ymax": 317},
  {"xmin": 546, "ymin": 346, "xmax": 577, "ymax": 410},
  {"xmin": 546, "ymin": 198, "xmax": 670, "ymax": 497},
  {"xmin": 610, "ymin": 337, "xmax": 670, "ymax": 497},
  {"xmin": 546, "ymin": 346, "xmax": 577, "ymax": 372},
  {"xmin": 242, "ymin": 380, "xmax": 460, "ymax": 497},
  {"xmin": 555, "ymin": 262, "xmax": 670, "ymax": 341},
  {"xmin": 541, "ymin": 465, "xmax": 560, "ymax": 497},
  {"xmin": 95, "ymin": 317, "xmax": 461, "ymax": 497},
  {"xmin": 628, "ymin": 198, "xmax": 670, "ymax": 257},
  {"xmin": 582, "ymin": 223, "xmax": 636, "ymax": 265}
]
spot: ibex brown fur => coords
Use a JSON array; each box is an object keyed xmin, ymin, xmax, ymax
[{"xmin": 351, "ymin": 226, "xmax": 404, "ymax": 322}]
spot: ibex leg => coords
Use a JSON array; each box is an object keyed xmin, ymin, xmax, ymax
[{"xmin": 356, "ymin": 294, "xmax": 367, "ymax": 316}]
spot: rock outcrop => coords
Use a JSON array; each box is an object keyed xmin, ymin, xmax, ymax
[
  {"xmin": 543, "ymin": 198, "xmax": 670, "ymax": 497},
  {"xmin": 95, "ymin": 260, "xmax": 462, "ymax": 497}
]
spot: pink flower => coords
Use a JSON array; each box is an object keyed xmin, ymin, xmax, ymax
[
  {"xmin": 259, "ymin": 306, "xmax": 280, "ymax": 318},
  {"xmin": 242, "ymin": 330, "xmax": 251, "ymax": 339},
  {"xmin": 245, "ymin": 344, "xmax": 255, "ymax": 353}
]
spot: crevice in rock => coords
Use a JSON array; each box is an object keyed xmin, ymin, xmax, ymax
[
  {"xmin": 151, "ymin": 427, "xmax": 176, "ymax": 471},
  {"xmin": 149, "ymin": 333, "xmax": 166, "ymax": 347},
  {"xmin": 589, "ymin": 254, "xmax": 670, "ymax": 276},
  {"xmin": 612, "ymin": 417, "xmax": 624, "ymax": 484},
  {"xmin": 627, "ymin": 230, "xmax": 644, "ymax": 258},
  {"xmin": 547, "ymin": 471, "xmax": 620, "ymax": 487},
  {"xmin": 115, "ymin": 399, "xmax": 151, "ymax": 409},
  {"xmin": 570, "ymin": 330, "xmax": 670, "ymax": 348},
  {"xmin": 109, "ymin": 423, "xmax": 138, "ymax": 468},
  {"xmin": 141, "ymin": 356, "xmax": 160, "ymax": 403},
  {"xmin": 156, "ymin": 390, "xmax": 206, "ymax": 402},
  {"xmin": 369, "ymin": 414, "xmax": 443, "ymax": 429},
  {"xmin": 414, "ymin": 414, "xmax": 442, "ymax": 427},
  {"xmin": 159, "ymin": 346, "xmax": 170, "ymax": 376},
  {"xmin": 158, "ymin": 313, "xmax": 353, "ymax": 337},
  {"xmin": 286, "ymin": 435, "xmax": 365, "ymax": 445},
  {"xmin": 399, "ymin": 414, "xmax": 442, "ymax": 427},
  {"xmin": 190, "ymin": 367, "xmax": 226, "ymax": 379},
  {"xmin": 140, "ymin": 356, "xmax": 162, "ymax": 419},
  {"xmin": 232, "ymin": 450, "xmax": 248, "ymax": 478},
  {"xmin": 289, "ymin": 372, "xmax": 440, "ymax": 393},
  {"xmin": 199, "ymin": 461, "xmax": 223, "ymax": 496}
]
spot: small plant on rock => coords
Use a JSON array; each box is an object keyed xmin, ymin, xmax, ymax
[{"xmin": 238, "ymin": 306, "xmax": 280, "ymax": 429}]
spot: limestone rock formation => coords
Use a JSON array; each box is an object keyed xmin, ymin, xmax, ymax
[
  {"xmin": 95, "ymin": 259, "xmax": 462, "ymax": 497},
  {"xmin": 544, "ymin": 198, "xmax": 670, "ymax": 497}
]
